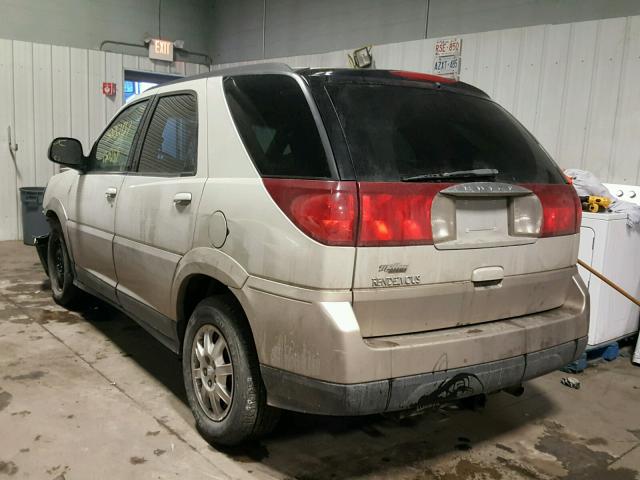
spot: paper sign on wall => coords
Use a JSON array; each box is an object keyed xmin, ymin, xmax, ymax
[
  {"xmin": 433, "ymin": 56, "xmax": 460, "ymax": 76},
  {"xmin": 433, "ymin": 37, "xmax": 462, "ymax": 77},
  {"xmin": 434, "ymin": 38, "xmax": 462, "ymax": 57}
]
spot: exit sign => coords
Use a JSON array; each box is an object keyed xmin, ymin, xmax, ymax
[{"xmin": 149, "ymin": 39, "xmax": 174, "ymax": 62}]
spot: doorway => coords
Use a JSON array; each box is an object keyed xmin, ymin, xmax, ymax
[{"xmin": 124, "ymin": 70, "xmax": 181, "ymax": 102}]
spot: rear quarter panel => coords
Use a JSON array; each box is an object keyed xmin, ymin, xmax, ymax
[{"xmin": 190, "ymin": 76, "xmax": 356, "ymax": 291}]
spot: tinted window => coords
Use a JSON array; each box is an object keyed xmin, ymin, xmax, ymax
[
  {"xmin": 91, "ymin": 101, "xmax": 148, "ymax": 172},
  {"xmin": 327, "ymin": 84, "xmax": 565, "ymax": 184},
  {"xmin": 138, "ymin": 94, "xmax": 198, "ymax": 175},
  {"xmin": 224, "ymin": 75, "xmax": 332, "ymax": 179}
]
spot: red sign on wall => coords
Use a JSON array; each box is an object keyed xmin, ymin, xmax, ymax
[{"xmin": 102, "ymin": 82, "xmax": 117, "ymax": 96}]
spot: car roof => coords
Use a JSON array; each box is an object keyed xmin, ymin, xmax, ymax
[{"xmin": 145, "ymin": 62, "xmax": 489, "ymax": 99}]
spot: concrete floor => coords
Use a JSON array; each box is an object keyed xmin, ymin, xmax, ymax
[{"xmin": 0, "ymin": 241, "xmax": 639, "ymax": 480}]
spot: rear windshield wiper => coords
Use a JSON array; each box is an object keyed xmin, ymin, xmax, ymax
[{"xmin": 402, "ymin": 168, "xmax": 499, "ymax": 182}]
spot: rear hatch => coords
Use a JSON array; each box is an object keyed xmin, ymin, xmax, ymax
[{"xmin": 306, "ymin": 70, "xmax": 581, "ymax": 337}]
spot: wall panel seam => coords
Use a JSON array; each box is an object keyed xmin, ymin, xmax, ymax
[
  {"xmin": 556, "ymin": 23, "xmax": 575, "ymax": 160},
  {"xmin": 608, "ymin": 17, "xmax": 631, "ymax": 182},
  {"xmin": 579, "ymin": 21, "xmax": 602, "ymax": 170},
  {"xmin": 532, "ymin": 25, "xmax": 549, "ymax": 134},
  {"xmin": 31, "ymin": 42, "xmax": 37, "ymax": 186}
]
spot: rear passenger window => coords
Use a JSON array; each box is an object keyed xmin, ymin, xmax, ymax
[
  {"xmin": 224, "ymin": 75, "xmax": 333, "ymax": 179},
  {"xmin": 138, "ymin": 94, "xmax": 198, "ymax": 175}
]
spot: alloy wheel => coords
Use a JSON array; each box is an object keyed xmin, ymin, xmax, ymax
[{"xmin": 191, "ymin": 324, "xmax": 234, "ymax": 421}]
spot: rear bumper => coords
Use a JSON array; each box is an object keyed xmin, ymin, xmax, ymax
[
  {"xmin": 238, "ymin": 268, "xmax": 588, "ymax": 387},
  {"xmin": 261, "ymin": 336, "xmax": 587, "ymax": 415}
]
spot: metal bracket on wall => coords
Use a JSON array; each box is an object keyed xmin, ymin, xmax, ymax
[
  {"xmin": 7, "ymin": 126, "xmax": 18, "ymax": 159},
  {"xmin": 99, "ymin": 40, "xmax": 212, "ymax": 66}
]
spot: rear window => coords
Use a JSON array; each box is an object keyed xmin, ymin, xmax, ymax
[
  {"xmin": 326, "ymin": 84, "xmax": 565, "ymax": 184},
  {"xmin": 224, "ymin": 75, "xmax": 333, "ymax": 179}
]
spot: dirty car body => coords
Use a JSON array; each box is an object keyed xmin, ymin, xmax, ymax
[{"xmin": 40, "ymin": 64, "xmax": 588, "ymax": 442}]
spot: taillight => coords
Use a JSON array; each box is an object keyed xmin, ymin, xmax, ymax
[
  {"xmin": 264, "ymin": 179, "xmax": 580, "ymax": 246},
  {"xmin": 358, "ymin": 182, "xmax": 448, "ymax": 246},
  {"xmin": 262, "ymin": 179, "xmax": 357, "ymax": 246},
  {"xmin": 528, "ymin": 184, "xmax": 581, "ymax": 237}
]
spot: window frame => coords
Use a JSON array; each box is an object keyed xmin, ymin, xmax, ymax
[
  {"xmin": 223, "ymin": 73, "xmax": 340, "ymax": 180},
  {"xmin": 129, "ymin": 89, "xmax": 199, "ymax": 178},
  {"xmin": 87, "ymin": 97, "xmax": 151, "ymax": 174}
]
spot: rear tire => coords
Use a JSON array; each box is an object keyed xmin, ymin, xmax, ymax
[
  {"xmin": 47, "ymin": 220, "xmax": 81, "ymax": 308},
  {"xmin": 182, "ymin": 295, "xmax": 280, "ymax": 446}
]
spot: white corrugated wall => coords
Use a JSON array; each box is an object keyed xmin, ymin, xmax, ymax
[
  {"xmin": 214, "ymin": 15, "xmax": 640, "ymax": 187},
  {"xmin": 0, "ymin": 39, "xmax": 209, "ymax": 241},
  {"xmin": 2, "ymin": 15, "xmax": 640, "ymax": 241}
]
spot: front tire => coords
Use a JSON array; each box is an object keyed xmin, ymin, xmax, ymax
[
  {"xmin": 47, "ymin": 220, "xmax": 81, "ymax": 308},
  {"xmin": 182, "ymin": 295, "xmax": 280, "ymax": 446}
]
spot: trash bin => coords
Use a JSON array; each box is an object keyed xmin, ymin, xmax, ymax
[{"xmin": 19, "ymin": 187, "xmax": 49, "ymax": 245}]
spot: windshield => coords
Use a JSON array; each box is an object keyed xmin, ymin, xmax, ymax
[{"xmin": 326, "ymin": 84, "xmax": 565, "ymax": 184}]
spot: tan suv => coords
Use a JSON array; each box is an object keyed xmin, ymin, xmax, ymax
[{"xmin": 38, "ymin": 64, "xmax": 588, "ymax": 445}]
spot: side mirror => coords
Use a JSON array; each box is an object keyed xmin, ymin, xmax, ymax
[{"xmin": 48, "ymin": 137, "xmax": 86, "ymax": 170}]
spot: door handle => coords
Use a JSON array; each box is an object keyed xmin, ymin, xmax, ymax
[
  {"xmin": 105, "ymin": 187, "xmax": 117, "ymax": 199},
  {"xmin": 173, "ymin": 192, "xmax": 192, "ymax": 205}
]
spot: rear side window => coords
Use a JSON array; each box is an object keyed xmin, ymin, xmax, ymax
[
  {"xmin": 327, "ymin": 84, "xmax": 565, "ymax": 184},
  {"xmin": 138, "ymin": 94, "xmax": 198, "ymax": 175},
  {"xmin": 224, "ymin": 75, "xmax": 333, "ymax": 179},
  {"xmin": 91, "ymin": 100, "xmax": 148, "ymax": 172}
]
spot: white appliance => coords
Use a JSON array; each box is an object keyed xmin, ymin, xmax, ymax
[
  {"xmin": 577, "ymin": 183, "xmax": 640, "ymax": 349},
  {"xmin": 605, "ymin": 183, "xmax": 640, "ymax": 203}
]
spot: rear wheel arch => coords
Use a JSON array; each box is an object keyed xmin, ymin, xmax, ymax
[
  {"xmin": 176, "ymin": 273, "xmax": 238, "ymax": 345},
  {"xmin": 171, "ymin": 247, "xmax": 250, "ymax": 344}
]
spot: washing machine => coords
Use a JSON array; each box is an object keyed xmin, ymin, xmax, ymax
[{"xmin": 577, "ymin": 183, "xmax": 640, "ymax": 348}]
